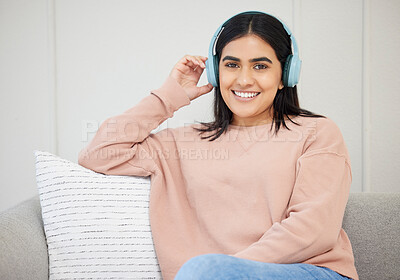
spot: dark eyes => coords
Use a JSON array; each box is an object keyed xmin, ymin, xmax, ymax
[
  {"xmin": 254, "ymin": 64, "xmax": 268, "ymax": 70},
  {"xmin": 224, "ymin": 62, "xmax": 268, "ymax": 70},
  {"xmin": 225, "ymin": 62, "xmax": 239, "ymax": 68}
]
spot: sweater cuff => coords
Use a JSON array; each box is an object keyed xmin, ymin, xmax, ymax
[{"xmin": 151, "ymin": 76, "xmax": 191, "ymax": 113}]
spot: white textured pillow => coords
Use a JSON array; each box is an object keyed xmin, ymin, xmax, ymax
[{"xmin": 34, "ymin": 151, "xmax": 162, "ymax": 279}]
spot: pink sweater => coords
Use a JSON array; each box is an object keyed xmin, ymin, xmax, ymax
[{"xmin": 79, "ymin": 77, "xmax": 359, "ymax": 280}]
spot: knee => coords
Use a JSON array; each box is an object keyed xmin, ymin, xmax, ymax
[{"xmin": 174, "ymin": 254, "xmax": 230, "ymax": 280}]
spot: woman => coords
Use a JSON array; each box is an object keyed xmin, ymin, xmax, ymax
[{"xmin": 79, "ymin": 11, "xmax": 359, "ymax": 280}]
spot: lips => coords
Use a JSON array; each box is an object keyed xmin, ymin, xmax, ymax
[{"xmin": 232, "ymin": 90, "xmax": 260, "ymax": 99}]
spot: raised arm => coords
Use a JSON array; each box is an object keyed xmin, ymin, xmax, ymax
[{"xmin": 78, "ymin": 55, "xmax": 213, "ymax": 176}]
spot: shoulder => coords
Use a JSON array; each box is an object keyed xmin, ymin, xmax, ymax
[
  {"xmin": 289, "ymin": 115, "xmax": 342, "ymax": 138},
  {"xmin": 297, "ymin": 116, "xmax": 342, "ymax": 138},
  {"xmin": 293, "ymin": 116, "xmax": 348, "ymax": 158}
]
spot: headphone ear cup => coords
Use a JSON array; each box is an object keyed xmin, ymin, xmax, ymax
[
  {"xmin": 282, "ymin": 55, "xmax": 292, "ymax": 87},
  {"xmin": 206, "ymin": 57, "xmax": 219, "ymax": 87},
  {"xmin": 283, "ymin": 55, "xmax": 301, "ymax": 87}
]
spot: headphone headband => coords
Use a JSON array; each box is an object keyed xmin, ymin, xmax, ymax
[{"xmin": 205, "ymin": 11, "xmax": 301, "ymax": 88}]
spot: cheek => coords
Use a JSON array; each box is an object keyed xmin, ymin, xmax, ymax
[
  {"xmin": 219, "ymin": 70, "xmax": 234, "ymax": 86},
  {"xmin": 219, "ymin": 87, "xmax": 231, "ymax": 105},
  {"xmin": 259, "ymin": 72, "xmax": 282, "ymax": 89}
]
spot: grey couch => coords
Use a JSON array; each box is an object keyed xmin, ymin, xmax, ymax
[{"xmin": 0, "ymin": 193, "xmax": 399, "ymax": 280}]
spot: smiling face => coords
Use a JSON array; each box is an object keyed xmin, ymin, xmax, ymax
[{"xmin": 219, "ymin": 34, "xmax": 284, "ymax": 126}]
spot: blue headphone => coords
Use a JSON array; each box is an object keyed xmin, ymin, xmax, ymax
[{"xmin": 205, "ymin": 11, "xmax": 301, "ymax": 88}]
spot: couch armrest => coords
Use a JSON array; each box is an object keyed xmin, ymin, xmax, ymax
[
  {"xmin": 0, "ymin": 196, "xmax": 48, "ymax": 280},
  {"xmin": 343, "ymin": 192, "xmax": 400, "ymax": 280}
]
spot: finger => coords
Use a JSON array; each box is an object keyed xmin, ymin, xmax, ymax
[
  {"xmin": 198, "ymin": 56, "xmax": 208, "ymax": 63},
  {"xmin": 177, "ymin": 56, "xmax": 206, "ymax": 76},
  {"xmin": 184, "ymin": 55, "xmax": 200, "ymax": 65},
  {"xmin": 195, "ymin": 56, "xmax": 206, "ymax": 68},
  {"xmin": 196, "ymin": 83, "xmax": 214, "ymax": 97},
  {"xmin": 184, "ymin": 56, "xmax": 203, "ymax": 71},
  {"xmin": 193, "ymin": 64, "xmax": 206, "ymax": 75},
  {"xmin": 185, "ymin": 55, "xmax": 205, "ymax": 68},
  {"xmin": 183, "ymin": 57, "xmax": 198, "ymax": 67},
  {"xmin": 178, "ymin": 55, "xmax": 196, "ymax": 68}
]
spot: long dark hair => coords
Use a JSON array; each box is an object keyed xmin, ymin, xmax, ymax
[{"xmin": 197, "ymin": 12, "xmax": 324, "ymax": 141}]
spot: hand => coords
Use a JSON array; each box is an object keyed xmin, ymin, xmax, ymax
[{"xmin": 169, "ymin": 55, "xmax": 214, "ymax": 101}]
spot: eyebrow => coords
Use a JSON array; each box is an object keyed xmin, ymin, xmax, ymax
[{"xmin": 222, "ymin": 55, "xmax": 273, "ymax": 64}]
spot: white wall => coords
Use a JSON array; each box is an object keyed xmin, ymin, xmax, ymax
[
  {"xmin": 368, "ymin": 0, "xmax": 400, "ymax": 192},
  {"xmin": 0, "ymin": 0, "xmax": 54, "ymax": 211},
  {"xmin": 1, "ymin": 0, "xmax": 399, "ymax": 212}
]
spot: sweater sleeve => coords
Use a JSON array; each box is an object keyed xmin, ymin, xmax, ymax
[
  {"xmin": 233, "ymin": 118, "xmax": 352, "ymax": 264},
  {"xmin": 78, "ymin": 76, "xmax": 190, "ymax": 176}
]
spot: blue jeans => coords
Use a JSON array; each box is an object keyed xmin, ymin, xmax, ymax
[{"xmin": 174, "ymin": 254, "xmax": 351, "ymax": 280}]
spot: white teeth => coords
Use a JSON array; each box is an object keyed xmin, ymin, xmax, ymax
[{"xmin": 233, "ymin": 91, "xmax": 259, "ymax": 98}]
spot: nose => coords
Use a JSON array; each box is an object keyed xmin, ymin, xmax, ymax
[{"xmin": 237, "ymin": 67, "xmax": 254, "ymax": 87}]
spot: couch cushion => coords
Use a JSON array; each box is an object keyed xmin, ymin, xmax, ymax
[
  {"xmin": 343, "ymin": 192, "xmax": 400, "ymax": 280},
  {"xmin": 0, "ymin": 197, "xmax": 48, "ymax": 280},
  {"xmin": 35, "ymin": 151, "xmax": 162, "ymax": 279}
]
